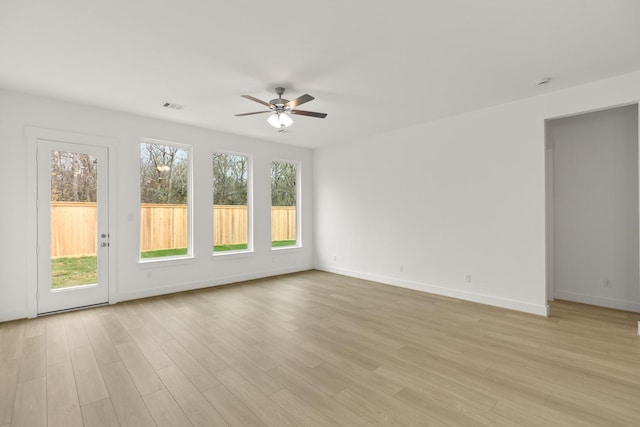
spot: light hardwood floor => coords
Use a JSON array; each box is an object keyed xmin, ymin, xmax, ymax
[{"xmin": 1, "ymin": 270, "xmax": 640, "ymax": 426}]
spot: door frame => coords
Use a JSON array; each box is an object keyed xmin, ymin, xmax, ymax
[
  {"xmin": 544, "ymin": 103, "xmax": 640, "ymax": 313},
  {"xmin": 26, "ymin": 126, "xmax": 118, "ymax": 318}
]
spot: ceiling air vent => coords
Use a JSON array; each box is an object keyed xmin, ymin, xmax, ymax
[{"xmin": 163, "ymin": 102, "xmax": 183, "ymax": 110}]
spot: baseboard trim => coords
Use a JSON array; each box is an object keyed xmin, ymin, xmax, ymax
[
  {"xmin": 0, "ymin": 307, "xmax": 29, "ymax": 323},
  {"xmin": 554, "ymin": 290, "xmax": 640, "ymax": 313},
  {"xmin": 315, "ymin": 264, "xmax": 549, "ymax": 317}
]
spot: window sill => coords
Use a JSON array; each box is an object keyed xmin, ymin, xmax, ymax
[
  {"xmin": 213, "ymin": 250, "xmax": 255, "ymax": 260},
  {"xmin": 271, "ymin": 245, "xmax": 302, "ymax": 253},
  {"xmin": 139, "ymin": 255, "xmax": 195, "ymax": 267}
]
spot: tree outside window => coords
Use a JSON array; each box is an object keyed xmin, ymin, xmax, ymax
[
  {"xmin": 213, "ymin": 153, "xmax": 250, "ymax": 253},
  {"xmin": 271, "ymin": 161, "xmax": 298, "ymax": 247},
  {"xmin": 140, "ymin": 141, "xmax": 191, "ymax": 259}
]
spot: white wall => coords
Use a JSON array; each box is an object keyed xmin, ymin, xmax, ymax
[
  {"xmin": 314, "ymin": 71, "xmax": 640, "ymax": 316},
  {"xmin": 0, "ymin": 89, "xmax": 314, "ymax": 322},
  {"xmin": 550, "ymin": 105, "xmax": 639, "ymax": 312}
]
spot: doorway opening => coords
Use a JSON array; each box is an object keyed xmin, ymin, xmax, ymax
[{"xmin": 545, "ymin": 104, "xmax": 640, "ymax": 312}]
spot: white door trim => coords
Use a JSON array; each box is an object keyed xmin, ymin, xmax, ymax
[{"xmin": 25, "ymin": 127, "xmax": 118, "ymax": 318}]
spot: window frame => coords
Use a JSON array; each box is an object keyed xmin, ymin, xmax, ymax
[
  {"xmin": 212, "ymin": 150, "xmax": 253, "ymax": 257},
  {"xmin": 139, "ymin": 137, "xmax": 194, "ymax": 263},
  {"xmin": 270, "ymin": 159, "xmax": 302, "ymax": 251}
]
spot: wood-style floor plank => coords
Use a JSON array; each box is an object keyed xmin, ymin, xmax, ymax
[
  {"xmin": 115, "ymin": 341, "xmax": 165, "ymax": 396},
  {"xmin": 17, "ymin": 334, "xmax": 46, "ymax": 383},
  {"xmin": 142, "ymin": 388, "xmax": 192, "ymax": 427},
  {"xmin": 11, "ymin": 376, "xmax": 46, "ymax": 427},
  {"xmin": 126, "ymin": 326, "xmax": 174, "ymax": 371},
  {"xmin": 99, "ymin": 361, "xmax": 155, "ymax": 427},
  {"xmin": 46, "ymin": 316, "xmax": 71, "ymax": 367},
  {"xmin": 1, "ymin": 270, "xmax": 640, "ymax": 426},
  {"xmin": 160, "ymin": 339, "xmax": 220, "ymax": 392},
  {"xmin": 0, "ymin": 319, "xmax": 25, "ymax": 426},
  {"xmin": 205, "ymin": 339, "xmax": 282, "ymax": 395},
  {"xmin": 267, "ymin": 366, "xmax": 373, "ymax": 427},
  {"xmin": 157, "ymin": 364, "xmax": 228, "ymax": 427},
  {"xmin": 70, "ymin": 345, "xmax": 109, "ymax": 406},
  {"xmin": 215, "ymin": 367, "xmax": 298, "ymax": 427},
  {"xmin": 203, "ymin": 384, "xmax": 266, "ymax": 427},
  {"xmin": 271, "ymin": 388, "xmax": 340, "ymax": 427},
  {"xmin": 63, "ymin": 313, "xmax": 90, "ymax": 349},
  {"xmin": 82, "ymin": 312, "xmax": 120, "ymax": 366},
  {"xmin": 46, "ymin": 361, "xmax": 83, "ymax": 427},
  {"xmin": 0, "ymin": 358, "xmax": 20, "ymax": 426},
  {"xmin": 80, "ymin": 398, "xmax": 120, "ymax": 427}
]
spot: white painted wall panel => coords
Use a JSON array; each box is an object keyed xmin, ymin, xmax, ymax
[
  {"xmin": 314, "ymin": 71, "xmax": 640, "ymax": 316},
  {"xmin": 0, "ymin": 90, "xmax": 314, "ymax": 321}
]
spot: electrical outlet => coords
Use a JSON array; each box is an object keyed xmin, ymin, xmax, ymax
[
  {"xmin": 333, "ymin": 255, "xmax": 337, "ymax": 262},
  {"xmin": 604, "ymin": 279, "xmax": 613, "ymax": 288},
  {"xmin": 399, "ymin": 265, "xmax": 404, "ymax": 273},
  {"xmin": 464, "ymin": 274, "xmax": 471, "ymax": 283}
]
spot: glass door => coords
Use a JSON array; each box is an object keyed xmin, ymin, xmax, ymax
[{"xmin": 37, "ymin": 139, "xmax": 109, "ymax": 314}]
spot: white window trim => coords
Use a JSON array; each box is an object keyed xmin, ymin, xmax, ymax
[
  {"xmin": 212, "ymin": 150, "xmax": 254, "ymax": 256},
  {"xmin": 139, "ymin": 137, "xmax": 194, "ymax": 262},
  {"xmin": 271, "ymin": 159, "xmax": 302, "ymax": 251}
]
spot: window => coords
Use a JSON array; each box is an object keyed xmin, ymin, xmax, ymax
[
  {"xmin": 213, "ymin": 152, "xmax": 250, "ymax": 253},
  {"xmin": 139, "ymin": 140, "xmax": 191, "ymax": 260},
  {"xmin": 271, "ymin": 161, "xmax": 299, "ymax": 248}
]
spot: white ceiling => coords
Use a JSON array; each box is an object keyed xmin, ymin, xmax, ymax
[{"xmin": 1, "ymin": 0, "xmax": 639, "ymax": 149}]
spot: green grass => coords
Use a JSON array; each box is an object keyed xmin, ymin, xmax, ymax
[
  {"xmin": 214, "ymin": 243, "xmax": 248, "ymax": 252},
  {"xmin": 272, "ymin": 240, "xmax": 296, "ymax": 247},
  {"xmin": 140, "ymin": 247, "xmax": 188, "ymax": 258},
  {"xmin": 51, "ymin": 241, "xmax": 298, "ymax": 288},
  {"xmin": 51, "ymin": 256, "xmax": 97, "ymax": 289}
]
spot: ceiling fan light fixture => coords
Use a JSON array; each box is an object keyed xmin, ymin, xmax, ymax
[
  {"xmin": 267, "ymin": 112, "xmax": 293, "ymax": 128},
  {"xmin": 279, "ymin": 112, "xmax": 293, "ymax": 127},
  {"xmin": 267, "ymin": 113, "xmax": 280, "ymax": 128}
]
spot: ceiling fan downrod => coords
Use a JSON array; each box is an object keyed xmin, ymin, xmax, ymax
[{"xmin": 271, "ymin": 87, "xmax": 289, "ymax": 110}]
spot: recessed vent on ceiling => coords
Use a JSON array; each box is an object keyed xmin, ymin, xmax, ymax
[{"xmin": 163, "ymin": 102, "xmax": 183, "ymax": 110}]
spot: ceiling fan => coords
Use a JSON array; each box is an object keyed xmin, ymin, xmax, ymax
[{"xmin": 235, "ymin": 87, "xmax": 327, "ymax": 130}]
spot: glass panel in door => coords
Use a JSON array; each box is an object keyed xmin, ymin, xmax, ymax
[{"xmin": 50, "ymin": 150, "xmax": 98, "ymax": 288}]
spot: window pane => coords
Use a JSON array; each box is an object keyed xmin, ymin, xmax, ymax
[
  {"xmin": 271, "ymin": 161, "xmax": 298, "ymax": 247},
  {"xmin": 50, "ymin": 150, "xmax": 97, "ymax": 288},
  {"xmin": 140, "ymin": 141, "xmax": 190, "ymax": 259},
  {"xmin": 213, "ymin": 153, "xmax": 249, "ymax": 253}
]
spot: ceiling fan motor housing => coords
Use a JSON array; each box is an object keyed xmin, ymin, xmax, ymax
[
  {"xmin": 270, "ymin": 98, "xmax": 289, "ymax": 109},
  {"xmin": 271, "ymin": 87, "xmax": 288, "ymax": 109}
]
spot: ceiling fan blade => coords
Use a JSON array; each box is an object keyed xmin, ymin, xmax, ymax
[
  {"xmin": 285, "ymin": 94, "xmax": 314, "ymax": 109},
  {"xmin": 290, "ymin": 109, "xmax": 327, "ymax": 118},
  {"xmin": 241, "ymin": 95, "xmax": 271, "ymax": 107},
  {"xmin": 234, "ymin": 111, "xmax": 271, "ymax": 116}
]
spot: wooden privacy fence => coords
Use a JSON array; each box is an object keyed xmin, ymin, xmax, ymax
[
  {"xmin": 212, "ymin": 205, "xmax": 248, "ymax": 247},
  {"xmin": 140, "ymin": 203, "xmax": 189, "ymax": 252},
  {"xmin": 51, "ymin": 202, "xmax": 296, "ymax": 257},
  {"xmin": 271, "ymin": 206, "xmax": 297, "ymax": 242},
  {"xmin": 50, "ymin": 202, "xmax": 98, "ymax": 257}
]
